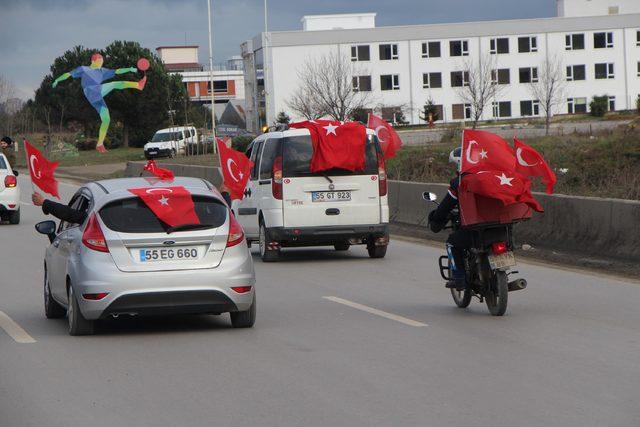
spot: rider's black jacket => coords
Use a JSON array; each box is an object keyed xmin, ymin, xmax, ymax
[
  {"xmin": 428, "ymin": 177, "xmax": 459, "ymax": 233},
  {"xmin": 42, "ymin": 199, "xmax": 87, "ymax": 225}
]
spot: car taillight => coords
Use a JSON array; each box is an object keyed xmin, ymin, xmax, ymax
[
  {"xmin": 377, "ymin": 153, "xmax": 387, "ymax": 197},
  {"xmin": 82, "ymin": 213, "xmax": 109, "ymax": 252},
  {"xmin": 83, "ymin": 292, "xmax": 109, "ymax": 300},
  {"xmin": 231, "ymin": 286, "xmax": 252, "ymax": 294},
  {"xmin": 227, "ymin": 211, "xmax": 245, "ymax": 247},
  {"xmin": 4, "ymin": 175, "xmax": 17, "ymax": 188},
  {"xmin": 492, "ymin": 241, "xmax": 508, "ymax": 255},
  {"xmin": 272, "ymin": 155, "xmax": 283, "ymax": 200}
]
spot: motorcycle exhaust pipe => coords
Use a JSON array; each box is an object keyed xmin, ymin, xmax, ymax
[{"xmin": 508, "ymin": 278, "xmax": 527, "ymax": 292}]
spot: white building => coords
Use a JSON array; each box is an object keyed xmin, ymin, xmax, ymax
[{"xmin": 242, "ymin": 0, "xmax": 640, "ymax": 131}]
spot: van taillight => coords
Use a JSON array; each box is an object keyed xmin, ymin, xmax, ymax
[
  {"xmin": 82, "ymin": 213, "xmax": 109, "ymax": 252},
  {"xmin": 4, "ymin": 175, "xmax": 17, "ymax": 188},
  {"xmin": 226, "ymin": 211, "xmax": 245, "ymax": 247},
  {"xmin": 377, "ymin": 153, "xmax": 387, "ymax": 197},
  {"xmin": 272, "ymin": 156, "xmax": 283, "ymax": 200}
]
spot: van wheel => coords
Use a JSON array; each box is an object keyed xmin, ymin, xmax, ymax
[
  {"xmin": 367, "ymin": 242, "xmax": 387, "ymax": 259},
  {"xmin": 67, "ymin": 285, "xmax": 95, "ymax": 336},
  {"xmin": 8, "ymin": 209, "xmax": 20, "ymax": 224},
  {"xmin": 259, "ymin": 222, "xmax": 279, "ymax": 262},
  {"xmin": 334, "ymin": 242, "xmax": 350, "ymax": 251},
  {"xmin": 230, "ymin": 293, "xmax": 256, "ymax": 328},
  {"xmin": 169, "ymin": 149, "xmax": 176, "ymax": 158}
]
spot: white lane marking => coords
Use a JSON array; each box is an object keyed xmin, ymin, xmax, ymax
[
  {"xmin": 323, "ymin": 296, "xmax": 427, "ymax": 327},
  {"xmin": 0, "ymin": 311, "xmax": 36, "ymax": 343}
]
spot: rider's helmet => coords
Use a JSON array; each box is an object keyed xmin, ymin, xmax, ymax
[{"xmin": 448, "ymin": 147, "xmax": 461, "ymax": 167}]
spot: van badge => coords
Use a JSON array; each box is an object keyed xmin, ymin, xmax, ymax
[
  {"xmin": 329, "ymin": 183, "xmax": 335, "ymax": 191},
  {"xmin": 163, "ymin": 240, "xmax": 176, "ymax": 245}
]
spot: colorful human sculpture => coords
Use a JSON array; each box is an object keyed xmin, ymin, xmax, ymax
[{"xmin": 52, "ymin": 53, "xmax": 148, "ymax": 152}]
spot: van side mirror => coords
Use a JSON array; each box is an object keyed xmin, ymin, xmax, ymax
[
  {"xmin": 423, "ymin": 192, "xmax": 437, "ymax": 202},
  {"xmin": 35, "ymin": 220, "xmax": 57, "ymax": 243}
]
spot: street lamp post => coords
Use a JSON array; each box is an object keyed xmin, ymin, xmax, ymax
[
  {"xmin": 263, "ymin": 0, "xmax": 269, "ymax": 130},
  {"xmin": 207, "ymin": 0, "xmax": 217, "ymax": 152}
]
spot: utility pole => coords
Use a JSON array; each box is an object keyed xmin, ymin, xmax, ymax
[
  {"xmin": 263, "ymin": 0, "xmax": 269, "ymax": 129},
  {"xmin": 207, "ymin": 0, "xmax": 217, "ymax": 152}
]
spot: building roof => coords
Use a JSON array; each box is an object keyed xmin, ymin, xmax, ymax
[{"xmin": 156, "ymin": 45, "xmax": 199, "ymax": 50}]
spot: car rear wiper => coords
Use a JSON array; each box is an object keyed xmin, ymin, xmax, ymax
[
  {"xmin": 166, "ymin": 223, "xmax": 214, "ymax": 234},
  {"xmin": 322, "ymin": 173, "xmax": 333, "ymax": 184}
]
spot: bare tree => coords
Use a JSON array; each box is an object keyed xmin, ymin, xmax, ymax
[
  {"xmin": 456, "ymin": 54, "xmax": 505, "ymax": 129},
  {"xmin": 0, "ymin": 74, "xmax": 16, "ymax": 135},
  {"xmin": 287, "ymin": 51, "xmax": 371, "ymax": 121},
  {"xmin": 528, "ymin": 55, "xmax": 566, "ymax": 135}
]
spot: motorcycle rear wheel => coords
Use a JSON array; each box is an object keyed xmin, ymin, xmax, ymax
[
  {"xmin": 485, "ymin": 270, "xmax": 508, "ymax": 316},
  {"xmin": 450, "ymin": 288, "xmax": 472, "ymax": 308}
]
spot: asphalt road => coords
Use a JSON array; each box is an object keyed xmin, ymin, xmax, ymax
[{"xmin": 1, "ymin": 176, "xmax": 639, "ymax": 427}]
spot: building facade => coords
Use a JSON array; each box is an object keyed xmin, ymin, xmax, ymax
[{"xmin": 242, "ymin": 0, "xmax": 640, "ymax": 130}]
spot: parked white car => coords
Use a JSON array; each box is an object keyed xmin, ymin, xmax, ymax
[
  {"xmin": 144, "ymin": 126, "xmax": 198, "ymax": 159},
  {"xmin": 233, "ymin": 127, "xmax": 389, "ymax": 261},
  {"xmin": 0, "ymin": 153, "xmax": 20, "ymax": 224}
]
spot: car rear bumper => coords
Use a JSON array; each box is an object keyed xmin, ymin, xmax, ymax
[
  {"xmin": 144, "ymin": 148, "xmax": 172, "ymax": 158},
  {"xmin": 0, "ymin": 187, "xmax": 20, "ymax": 211},
  {"xmin": 268, "ymin": 223, "xmax": 388, "ymax": 247}
]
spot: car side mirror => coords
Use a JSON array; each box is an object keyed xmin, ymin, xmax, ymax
[
  {"xmin": 35, "ymin": 220, "xmax": 57, "ymax": 243},
  {"xmin": 423, "ymin": 192, "xmax": 437, "ymax": 202},
  {"xmin": 13, "ymin": 170, "xmax": 19, "ymax": 177}
]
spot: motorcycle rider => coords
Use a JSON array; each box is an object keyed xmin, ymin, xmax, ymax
[{"xmin": 427, "ymin": 147, "xmax": 472, "ymax": 291}]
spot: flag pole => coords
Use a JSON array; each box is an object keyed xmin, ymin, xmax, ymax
[
  {"xmin": 207, "ymin": 0, "xmax": 217, "ymax": 154},
  {"xmin": 22, "ymin": 139, "xmax": 37, "ymax": 194}
]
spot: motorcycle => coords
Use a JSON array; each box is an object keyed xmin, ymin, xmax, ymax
[{"xmin": 423, "ymin": 192, "xmax": 527, "ymax": 316}]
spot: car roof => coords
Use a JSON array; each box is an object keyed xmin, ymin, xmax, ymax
[
  {"xmin": 86, "ymin": 177, "xmax": 219, "ymax": 203},
  {"xmin": 265, "ymin": 127, "xmax": 375, "ymax": 138},
  {"xmin": 156, "ymin": 126, "xmax": 195, "ymax": 133}
]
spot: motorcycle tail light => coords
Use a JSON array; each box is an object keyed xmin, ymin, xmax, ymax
[{"xmin": 492, "ymin": 241, "xmax": 508, "ymax": 255}]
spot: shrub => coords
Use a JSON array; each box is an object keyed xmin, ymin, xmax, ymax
[
  {"xmin": 419, "ymin": 99, "xmax": 440, "ymax": 122},
  {"xmin": 590, "ymin": 96, "xmax": 608, "ymax": 117}
]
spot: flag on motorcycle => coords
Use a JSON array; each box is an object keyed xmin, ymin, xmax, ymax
[
  {"xmin": 289, "ymin": 120, "xmax": 367, "ymax": 172},
  {"xmin": 460, "ymin": 170, "xmax": 543, "ymax": 213},
  {"xmin": 143, "ymin": 160, "xmax": 174, "ymax": 181},
  {"xmin": 24, "ymin": 140, "xmax": 60, "ymax": 198},
  {"xmin": 366, "ymin": 113, "xmax": 402, "ymax": 159},
  {"xmin": 460, "ymin": 129, "xmax": 516, "ymax": 174},
  {"xmin": 128, "ymin": 186, "xmax": 200, "ymax": 227},
  {"xmin": 217, "ymin": 138, "xmax": 253, "ymax": 200},
  {"xmin": 513, "ymin": 138, "xmax": 556, "ymax": 194}
]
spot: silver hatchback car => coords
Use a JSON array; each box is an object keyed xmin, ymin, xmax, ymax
[{"xmin": 35, "ymin": 177, "xmax": 256, "ymax": 335}]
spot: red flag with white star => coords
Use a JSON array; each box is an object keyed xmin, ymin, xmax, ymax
[
  {"xmin": 514, "ymin": 138, "xmax": 556, "ymax": 194},
  {"xmin": 217, "ymin": 138, "xmax": 253, "ymax": 200},
  {"xmin": 460, "ymin": 170, "xmax": 543, "ymax": 212},
  {"xmin": 128, "ymin": 186, "xmax": 200, "ymax": 227},
  {"xmin": 289, "ymin": 120, "xmax": 367, "ymax": 172},
  {"xmin": 24, "ymin": 140, "xmax": 60, "ymax": 198},
  {"xmin": 143, "ymin": 160, "xmax": 174, "ymax": 181},
  {"xmin": 366, "ymin": 113, "xmax": 402, "ymax": 159},
  {"xmin": 460, "ymin": 129, "xmax": 516, "ymax": 174}
]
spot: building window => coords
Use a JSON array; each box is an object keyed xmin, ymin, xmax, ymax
[
  {"xmin": 422, "ymin": 72, "xmax": 442, "ymax": 89},
  {"xmin": 566, "ymin": 65, "xmax": 586, "ymax": 81},
  {"xmin": 519, "ymin": 67, "xmax": 538, "ymax": 83},
  {"xmin": 594, "ymin": 32, "xmax": 613, "ymax": 48},
  {"xmin": 208, "ymin": 80, "xmax": 228, "ymax": 93},
  {"xmin": 637, "ymin": 30, "xmax": 640, "ymax": 46},
  {"xmin": 381, "ymin": 106, "xmax": 405, "ymax": 123},
  {"xmin": 452, "ymin": 103, "xmax": 472, "ymax": 120},
  {"xmin": 568, "ymin": 97, "xmax": 587, "ymax": 114},
  {"xmin": 637, "ymin": 61, "xmax": 640, "ymax": 77},
  {"xmin": 379, "ymin": 44, "xmax": 399, "ymax": 60},
  {"xmin": 380, "ymin": 74, "xmax": 400, "ymax": 91},
  {"xmin": 518, "ymin": 36, "xmax": 537, "ymax": 53},
  {"xmin": 492, "ymin": 101, "xmax": 512, "ymax": 118},
  {"xmin": 352, "ymin": 75, "xmax": 372, "ymax": 92},
  {"xmin": 491, "ymin": 68, "xmax": 510, "ymax": 85},
  {"xmin": 520, "ymin": 100, "xmax": 540, "ymax": 116},
  {"xmin": 565, "ymin": 34, "xmax": 585, "ymax": 50},
  {"xmin": 421, "ymin": 41, "xmax": 441, "ymax": 58},
  {"xmin": 608, "ymin": 6, "xmax": 619, "ymax": 14},
  {"xmin": 450, "ymin": 71, "xmax": 469, "ymax": 87},
  {"xmin": 607, "ymin": 96, "xmax": 616, "ymax": 111},
  {"xmin": 490, "ymin": 38, "xmax": 509, "ymax": 54},
  {"xmin": 595, "ymin": 63, "xmax": 615, "ymax": 79},
  {"xmin": 351, "ymin": 45, "xmax": 370, "ymax": 61},
  {"xmin": 449, "ymin": 40, "xmax": 469, "ymax": 57}
]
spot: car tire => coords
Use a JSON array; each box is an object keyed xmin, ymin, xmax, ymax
[
  {"xmin": 259, "ymin": 222, "xmax": 279, "ymax": 262},
  {"xmin": 230, "ymin": 293, "xmax": 256, "ymax": 328},
  {"xmin": 334, "ymin": 242, "xmax": 350, "ymax": 251},
  {"xmin": 44, "ymin": 268, "xmax": 65, "ymax": 319},
  {"xmin": 8, "ymin": 209, "xmax": 20, "ymax": 225},
  {"xmin": 169, "ymin": 149, "xmax": 176, "ymax": 158},
  {"xmin": 67, "ymin": 285, "xmax": 95, "ymax": 336},
  {"xmin": 367, "ymin": 242, "xmax": 387, "ymax": 259}
]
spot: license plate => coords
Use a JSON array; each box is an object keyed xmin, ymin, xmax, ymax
[
  {"xmin": 488, "ymin": 251, "xmax": 516, "ymax": 269},
  {"xmin": 138, "ymin": 246, "xmax": 200, "ymax": 262},
  {"xmin": 311, "ymin": 191, "xmax": 351, "ymax": 202}
]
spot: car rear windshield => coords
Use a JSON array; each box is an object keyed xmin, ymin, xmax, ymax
[
  {"xmin": 99, "ymin": 195, "xmax": 227, "ymax": 233},
  {"xmin": 0, "ymin": 157, "xmax": 6, "ymax": 169},
  {"xmin": 282, "ymin": 135, "xmax": 379, "ymax": 178},
  {"xmin": 151, "ymin": 132, "xmax": 182, "ymax": 142}
]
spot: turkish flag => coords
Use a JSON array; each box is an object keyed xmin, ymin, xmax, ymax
[
  {"xmin": 461, "ymin": 129, "xmax": 516, "ymax": 174},
  {"xmin": 461, "ymin": 171, "xmax": 543, "ymax": 212},
  {"xmin": 289, "ymin": 120, "xmax": 367, "ymax": 172},
  {"xmin": 128, "ymin": 186, "xmax": 200, "ymax": 227},
  {"xmin": 24, "ymin": 140, "xmax": 60, "ymax": 198},
  {"xmin": 367, "ymin": 113, "xmax": 402, "ymax": 159},
  {"xmin": 514, "ymin": 138, "xmax": 556, "ymax": 194},
  {"xmin": 143, "ymin": 160, "xmax": 174, "ymax": 181},
  {"xmin": 217, "ymin": 138, "xmax": 253, "ymax": 200}
]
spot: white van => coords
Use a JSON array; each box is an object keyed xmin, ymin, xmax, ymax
[
  {"xmin": 144, "ymin": 126, "xmax": 197, "ymax": 159},
  {"xmin": 233, "ymin": 127, "xmax": 389, "ymax": 262}
]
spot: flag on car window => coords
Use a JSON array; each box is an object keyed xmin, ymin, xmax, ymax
[
  {"xmin": 289, "ymin": 120, "xmax": 367, "ymax": 172},
  {"xmin": 366, "ymin": 114, "xmax": 402, "ymax": 159},
  {"xmin": 513, "ymin": 138, "xmax": 556, "ymax": 194},
  {"xmin": 460, "ymin": 129, "xmax": 516, "ymax": 174},
  {"xmin": 143, "ymin": 160, "xmax": 174, "ymax": 181},
  {"xmin": 128, "ymin": 186, "xmax": 200, "ymax": 227},
  {"xmin": 24, "ymin": 140, "xmax": 60, "ymax": 198},
  {"xmin": 217, "ymin": 138, "xmax": 253, "ymax": 200}
]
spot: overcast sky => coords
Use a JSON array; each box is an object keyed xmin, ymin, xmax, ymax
[{"xmin": 0, "ymin": 0, "xmax": 556, "ymax": 99}]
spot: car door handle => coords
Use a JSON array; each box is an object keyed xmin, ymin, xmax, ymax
[
  {"xmin": 52, "ymin": 239, "xmax": 60, "ymax": 248},
  {"xmin": 326, "ymin": 208, "xmax": 340, "ymax": 215},
  {"xmin": 244, "ymin": 188, "xmax": 252, "ymax": 197}
]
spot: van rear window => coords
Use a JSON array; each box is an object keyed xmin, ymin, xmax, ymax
[
  {"xmin": 99, "ymin": 195, "xmax": 227, "ymax": 233},
  {"xmin": 282, "ymin": 135, "xmax": 378, "ymax": 177}
]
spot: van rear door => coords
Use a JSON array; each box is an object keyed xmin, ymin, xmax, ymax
[{"xmin": 281, "ymin": 133, "xmax": 381, "ymax": 228}]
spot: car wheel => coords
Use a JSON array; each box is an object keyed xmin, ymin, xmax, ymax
[
  {"xmin": 8, "ymin": 209, "xmax": 20, "ymax": 225},
  {"xmin": 230, "ymin": 293, "xmax": 256, "ymax": 328},
  {"xmin": 44, "ymin": 268, "xmax": 65, "ymax": 319},
  {"xmin": 334, "ymin": 242, "xmax": 350, "ymax": 251},
  {"xmin": 367, "ymin": 242, "xmax": 387, "ymax": 259},
  {"xmin": 67, "ymin": 285, "xmax": 95, "ymax": 336},
  {"xmin": 259, "ymin": 222, "xmax": 279, "ymax": 262},
  {"xmin": 169, "ymin": 149, "xmax": 176, "ymax": 158}
]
